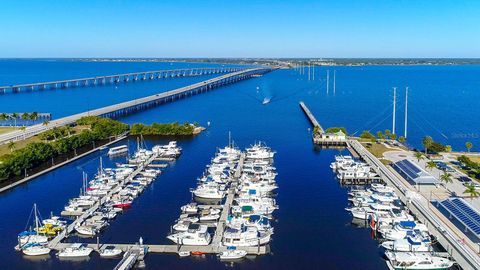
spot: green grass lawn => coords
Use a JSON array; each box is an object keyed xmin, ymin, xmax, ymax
[{"xmin": 0, "ymin": 127, "xmax": 18, "ymax": 135}]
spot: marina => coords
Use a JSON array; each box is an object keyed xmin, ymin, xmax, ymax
[{"xmin": 1, "ymin": 61, "xmax": 479, "ymax": 270}]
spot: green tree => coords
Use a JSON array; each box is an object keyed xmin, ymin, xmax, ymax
[
  {"xmin": 440, "ymin": 172, "xmax": 453, "ymax": 185},
  {"xmin": 399, "ymin": 136, "xmax": 406, "ymax": 143},
  {"xmin": 391, "ymin": 134, "xmax": 397, "ymax": 140},
  {"xmin": 360, "ymin": 130, "xmax": 376, "ymax": 142},
  {"xmin": 0, "ymin": 113, "xmax": 7, "ymax": 121},
  {"xmin": 42, "ymin": 120, "xmax": 50, "ymax": 126},
  {"xmin": 414, "ymin": 152, "xmax": 424, "ymax": 163},
  {"xmin": 463, "ymin": 183, "xmax": 480, "ymax": 201},
  {"xmin": 8, "ymin": 141, "xmax": 16, "ymax": 152},
  {"xmin": 313, "ymin": 125, "xmax": 320, "ymax": 135},
  {"xmin": 21, "ymin": 113, "xmax": 29, "ymax": 124},
  {"xmin": 376, "ymin": 131, "xmax": 385, "ymax": 140},
  {"xmin": 466, "ymin": 142, "xmax": 473, "ymax": 152},
  {"xmin": 445, "ymin": 145, "xmax": 452, "ymax": 152},
  {"xmin": 384, "ymin": 129, "xmax": 392, "ymax": 140},
  {"xmin": 426, "ymin": 160, "xmax": 436, "ymax": 171},
  {"xmin": 11, "ymin": 113, "xmax": 18, "ymax": 127},
  {"xmin": 422, "ymin": 136, "xmax": 433, "ymax": 154}
]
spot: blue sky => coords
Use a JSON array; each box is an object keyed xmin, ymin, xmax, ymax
[{"xmin": 1, "ymin": 0, "xmax": 479, "ymax": 58}]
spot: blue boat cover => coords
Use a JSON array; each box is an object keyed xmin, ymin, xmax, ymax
[{"xmin": 399, "ymin": 221, "xmax": 416, "ymax": 229}]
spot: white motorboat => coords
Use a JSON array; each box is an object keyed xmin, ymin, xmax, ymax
[
  {"xmin": 22, "ymin": 243, "xmax": 51, "ymax": 256},
  {"xmin": 381, "ymin": 232, "xmax": 432, "ymax": 252},
  {"xmin": 199, "ymin": 213, "xmax": 220, "ymax": 222},
  {"xmin": 180, "ymin": 203, "xmax": 198, "ymax": 214},
  {"xmin": 99, "ymin": 246, "xmax": 122, "ymax": 257},
  {"xmin": 75, "ymin": 225, "xmax": 98, "ymax": 236},
  {"xmin": 108, "ymin": 145, "xmax": 129, "ymax": 156},
  {"xmin": 192, "ymin": 186, "xmax": 225, "ymax": 199},
  {"xmin": 379, "ymin": 221, "xmax": 429, "ymax": 240},
  {"xmin": 57, "ymin": 243, "xmax": 93, "ymax": 257},
  {"xmin": 178, "ymin": 251, "xmax": 191, "ymax": 257},
  {"xmin": 167, "ymin": 224, "xmax": 211, "ymax": 246},
  {"xmin": 222, "ymin": 226, "xmax": 271, "ymax": 247},
  {"xmin": 218, "ymin": 248, "xmax": 248, "ymax": 260},
  {"xmin": 385, "ymin": 251, "xmax": 454, "ymax": 270},
  {"xmin": 227, "ymin": 214, "xmax": 273, "ymax": 233},
  {"xmin": 173, "ymin": 220, "xmax": 192, "ymax": 232}
]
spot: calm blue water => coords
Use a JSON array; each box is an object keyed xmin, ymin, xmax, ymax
[{"xmin": 0, "ymin": 60, "xmax": 478, "ymax": 269}]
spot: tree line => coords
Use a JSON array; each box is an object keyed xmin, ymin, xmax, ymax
[
  {"xmin": 130, "ymin": 122, "xmax": 198, "ymax": 136},
  {"xmin": 0, "ymin": 116, "xmax": 128, "ymax": 181}
]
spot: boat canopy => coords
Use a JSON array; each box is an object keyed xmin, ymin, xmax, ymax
[{"xmin": 399, "ymin": 221, "xmax": 416, "ymax": 229}]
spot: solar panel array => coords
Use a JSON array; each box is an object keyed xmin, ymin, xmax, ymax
[
  {"xmin": 439, "ymin": 198, "xmax": 480, "ymax": 236},
  {"xmin": 394, "ymin": 160, "xmax": 421, "ymax": 180}
]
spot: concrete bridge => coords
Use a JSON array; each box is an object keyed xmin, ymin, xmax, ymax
[
  {"xmin": 0, "ymin": 67, "xmax": 272, "ymax": 144},
  {"xmin": 0, "ymin": 67, "xmax": 243, "ymax": 94}
]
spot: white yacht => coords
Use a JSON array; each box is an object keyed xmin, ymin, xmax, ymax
[
  {"xmin": 180, "ymin": 203, "xmax": 199, "ymax": 214},
  {"xmin": 192, "ymin": 185, "xmax": 225, "ymax": 199},
  {"xmin": 57, "ymin": 243, "xmax": 93, "ymax": 258},
  {"xmin": 385, "ymin": 251, "xmax": 454, "ymax": 270},
  {"xmin": 222, "ymin": 226, "xmax": 271, "ymax": 247},
  {"xmin": 167, "ymin": 224, "xmax": 211, "ymax": 246},
  {"xmin": 227, "ymin": 214, "xmax": 273, "ymax": 233},
  {"xmin": 381, "ymin": 232, "xmax": 432, "ymax": 252},
  {"xmin": 379, "ymin": 221, "xmax": 429, "ymax": 240}
]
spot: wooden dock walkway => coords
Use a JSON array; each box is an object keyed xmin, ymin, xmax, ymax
[
  {"xmin": 50, "ymin": 153, "xmax": 159, "ymax": 249},
  {"xmin": 299, "ymin": 101, "xmax": 323, "ymax": 132}
]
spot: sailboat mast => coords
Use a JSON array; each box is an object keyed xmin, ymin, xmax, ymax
[
  {"xmin": 392, "ymin": 87, "xmax": 397, "ymax": 135},
  {"xmin": 404, "ymin": 87, "xmax": 408, "ymax": 139}
]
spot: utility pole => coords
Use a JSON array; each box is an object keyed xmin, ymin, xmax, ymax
[
  {"xmin": 392, "ymin": 87, "xmax": 397, "ymax": 135},
  {"xmin": 404, "ymin": 87, "xmax": 408, "ymax": 139},
  {"xmin": 326, "ymin": 70, "xmax": 329, "ymax": 94}
]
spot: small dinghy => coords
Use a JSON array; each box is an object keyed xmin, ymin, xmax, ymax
[
  {"xmin": 178, "ymin": 251, "xmax": 190, "ymax": 257},
  {"xmin": 99, "ymin": 246, "xmax": 122, "ymax": 258},
  {"xmin": 219, "ymin": 247, "xmax": 247, "ymax": 260}
]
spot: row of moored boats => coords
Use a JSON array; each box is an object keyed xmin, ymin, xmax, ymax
[
  {"xmin": 167, "ymin": 142, "xmax": 278, "ymax": 260},
  {"xmin": 15, "ymin": 141, "xmax": 181, "ymax": 258},
  {"xmin": 331, "ymin": 156, "xmax": 455, "ymax": 270}
]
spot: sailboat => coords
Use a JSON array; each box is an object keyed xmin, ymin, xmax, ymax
[
  {"xmin": 262, "ymin": 97, "xmax": 271, "ymax": 105},
  {"xmin": 17, "ymin": 204, "xmax": 51, "ymax": 256}
]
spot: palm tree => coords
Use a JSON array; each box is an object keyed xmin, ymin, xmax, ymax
[
  {"xmin": 8, "ymin": 141, "xmax": 16, "ymax": 152},
  {"xmin": 376, "ymin": 131, "xmax": 385, "ymax": 140},
  {"xmin": 440, "ymin": 172, "xmax": 453, "ymax": 186},
  {"xmin": 29, "ymin": 112, "xmax": 38, "ymax": 125},
  {"xmin": 465, "ymin": 141, "xmax": 473, "ymax": 153},
  {"xmin": 42, "ymin": 120, "xmax": 50, "ymax": 126},
  {"xmin": 0, "ymin": 113, "xmax": 7, "ymax": 121},
  {"xmin": 426, "ymin": 161, "xmax": 436, "ymax": 171},
  {"xmin": 20, "ymin": 126, "xmax": 26, "ymax": 140},
  {"xmin": 11, "ymin": 113, "xmax": 18, "ymax": 127},
  {"xmin": 422, "ymin": 136, "xmax": 433, "ymax": 154},
  {"xmin": 21, "ymin": 113, "xmax": 29, "ymax": 125},
  {"xmin": 463, "ymin": 183, "xmax": 480, "ymax": 201},
  {"xmin": 414, "ymin": 152, "xmax": 424, "ymax": 163}
]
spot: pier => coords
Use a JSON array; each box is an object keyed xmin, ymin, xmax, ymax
[
  {"xmin": 0, "ymin": 67, "xmax": 272, "ymax": 145},
  {"xmin": 349, "ymin": 139, "xmax": 480, "ymax": 270},
  {"xmin": 49, "ymin": 153, "xmax": 159, "ymax": 248},
  {"xmin": 49, "ymin": 152, "xmax": 269, "ymax": 257},
  {"xmin": 299, "ymin": 101, "xmax": 347, "ymax": 146},
  {"xmin": 0, "ymin": 67, "xmax": 243, "ymax": 94}
]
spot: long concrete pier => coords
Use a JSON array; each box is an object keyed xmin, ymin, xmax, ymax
[
  {"xmin": 299, "ymin": 101, "xmax": 323, "ymax": 132},
  {"xmin": 0, "ymin": 67, "xmax": 243, "ymax": 94},
  {"xmin": 349, "ymin": 139, "xmax": 480, "ymax": 270},
  {"xmin": 0, "ymin": 67, "xmax": 272, "ymax": 145}
]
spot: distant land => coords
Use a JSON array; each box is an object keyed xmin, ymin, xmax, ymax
[
  {"xmin": 2, "ymin": 58, "xmax": 480, "ymax": 67},
  {"xmin": 76, "ymin": 58, "xmax": 480, "ymax": 67}
]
